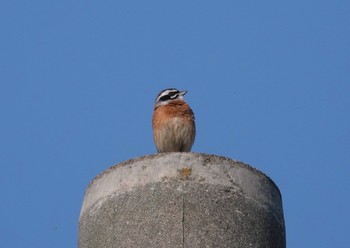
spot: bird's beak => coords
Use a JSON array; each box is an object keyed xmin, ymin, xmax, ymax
[{"xmin": 179, "ymin": 90, "xmax": 187, "ymax": 96}]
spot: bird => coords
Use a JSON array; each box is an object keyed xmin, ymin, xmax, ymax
[{"xmin": 152, "ymin": 88, "xmax": 196, "ymax": 153}]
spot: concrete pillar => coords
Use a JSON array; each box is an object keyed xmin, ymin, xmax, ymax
[{"xmin": 79, "ymin": 153, "xmax": 285, "ymax": 248}]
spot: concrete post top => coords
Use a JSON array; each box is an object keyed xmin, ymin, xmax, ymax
[{"xmin": 80, "ymin": 153, "xmax": 283, "ymax": 221}]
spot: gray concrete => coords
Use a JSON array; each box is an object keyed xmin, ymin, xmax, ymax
[{"xmin": 79, "ymin": 153, "xmax": 286, "ymax": 248}]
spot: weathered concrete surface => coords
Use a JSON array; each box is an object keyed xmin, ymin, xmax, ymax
[{"xmin": 79, "ymin": 153, "xmax": 285, "ymax": 248}]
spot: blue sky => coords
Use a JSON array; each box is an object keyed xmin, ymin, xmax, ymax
[{"xmin": 1, "ymin": 1, "xmax": 349, "ymax": 247}]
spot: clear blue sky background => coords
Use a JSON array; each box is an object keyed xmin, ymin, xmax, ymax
[{"xmin": 1, "ymin": 1, "xmax": 349, "ymax": 247}]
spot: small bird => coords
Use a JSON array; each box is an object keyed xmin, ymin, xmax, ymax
[{"xmin": 152, "ymin": 88, "xmax": 196, "ymax": 153}]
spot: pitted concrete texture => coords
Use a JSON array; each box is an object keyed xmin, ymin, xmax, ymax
[{"xmin": 79, "ymin": 153, "xmax": 286, "ymax": 248}]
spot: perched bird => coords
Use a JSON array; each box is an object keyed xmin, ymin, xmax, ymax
[{"xmin": 152, "ymin": 88, "xmax": 196, "ymax": 153}]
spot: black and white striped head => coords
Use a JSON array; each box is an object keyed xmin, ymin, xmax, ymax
[{"xmin": 154, "ymin": 88, "xmax": 187, "ymax": 107}]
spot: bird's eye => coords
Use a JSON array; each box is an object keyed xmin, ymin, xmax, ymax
[{"xmin": 169, "ymin": 91, "xmax": 179, "ymax": 99}]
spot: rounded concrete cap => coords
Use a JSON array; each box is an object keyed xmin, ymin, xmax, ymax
[{"xmin": 79, "ymin": 153, "xmax": 285, "ymax": 248}]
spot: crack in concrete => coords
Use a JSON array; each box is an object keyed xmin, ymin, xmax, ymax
[
  {"xmin": 182, "ymin": 187, "xmax": 185, "ymax": 247},
  {"xmin": 178, "ymin": 153, "xmax": 185, "ymax": 247}
]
